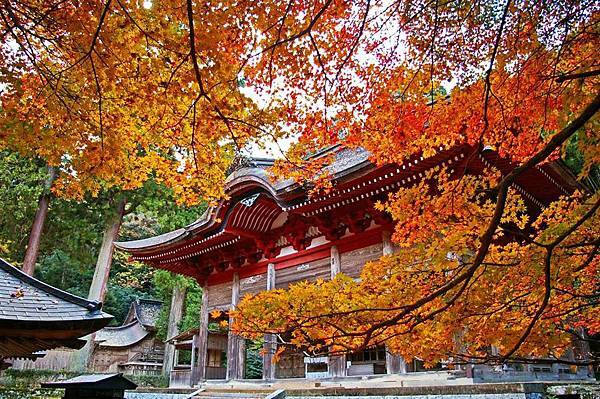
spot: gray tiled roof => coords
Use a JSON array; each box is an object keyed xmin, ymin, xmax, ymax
[
  {"xmin": 114, "ymin": 228, "xmax": 187, "ymax": 250},
  {"xmin": 95, "ymin": 321, "xmax": 149, "ymax": 347},
  {"xmin": 94, "ymin": 298, "xmax": 162, "ymax": 347},
  {"xmin": 0, "ymin": 258, "xmax": 112, "ymax": 323}
]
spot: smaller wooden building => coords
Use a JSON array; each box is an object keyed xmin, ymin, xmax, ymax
[
  {"xmin": 91, "ymin": 299, "xmax": 164, "ymax": 376},
  {"xmin": 167, "ymin": 327, "xmax": 228, "ymax": 387},
  {"xmin": 0, "ymin": 258, "xmax": 112, "ymax": 366}
]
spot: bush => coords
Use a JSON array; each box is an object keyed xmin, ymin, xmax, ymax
[
  {"xmin": 127, "ymin": 374, "xmax": 168, "ymax": 388},
  {"xmin": 0, "ymin": 388, "xmax": 63, "ymax": 399},
  {"xmin": 245, "ymin": 340, "xmax": 263, "ymax": 379},
  {"xmin": 1, "ymin": 369, "xmax": 81, "ymax": 389}
]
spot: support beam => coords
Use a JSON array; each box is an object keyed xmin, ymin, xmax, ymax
[
  {"xmin": 263, "ymin": 263, "xmax": 276, "ymax": 380},
  {"xmin": 226, "ymin": 272, "xmax": 245, "ymax": 380},
  {"xmin": 163, "ymin": 284, "xmax": 186, "ymax": 378},
  {"xmin": 330, "ymin": 245, "xmax": 341, "ymax": 279},
  {"xmin": 328, "ymin": 245, "xmax": 346, "ymax": 378},
  {"xmin": 192, "ymin": 282, "xmax": 209, "ymax": 386},
  {"xmin": 382, "ymin": 231, "xmax": 407, "ymax": 374}
]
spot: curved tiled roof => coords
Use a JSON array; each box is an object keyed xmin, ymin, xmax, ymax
[
  {"xmin": 133, "ymin": 299, "xmax": 162, "ymax": 328},
  {"xmin": 0, "ymin": 258, "xmax": 113, "ymax": 357},
  {"xmin": 95, "ymin": 298, "xmax": 162, "ymax": 348},
  {"xmin": 95, "ymin": 320, "xmax": 149, "ymax": 347},
  {"xmin": 114, "ymin": 145, "xmax": 580, "ymax": 278},
  {"xmin": 115, "ymin": 228, "xmax": 187, "ymax": 251},
  {"xmin": 114, "ymin": 147, "xmax": 374, "ymax": 252},
  {"xmin": 0, "ymin": 258, "xmax": 112, "ymax": 323}
]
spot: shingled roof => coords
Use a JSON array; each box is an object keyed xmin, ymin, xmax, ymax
[
  {"xmin": 0, "ymin": 258, "xmax": 113, "ymax": 359},
  {"xmin": 95, "ymin": 320, "xmax": 150, "ymax": 348},
  {"xmin": 95, "ymin": 298, "xmax": 162, "ymax": 348}
]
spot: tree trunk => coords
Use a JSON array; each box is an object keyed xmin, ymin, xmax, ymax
[
  {"xmin": 76, "ymin": 196, "xmax": 126, "ymax": 371},
  {"xmin": 22, "ymin": 166, "xmax": 57, "ymax": 276},
  {"xmin": 163, "ymin": 284, "xmax": 186, "ymax": 378},
  {"xmin": 87, "ymin": 197, "xmax": 126, "ymax": 302}
]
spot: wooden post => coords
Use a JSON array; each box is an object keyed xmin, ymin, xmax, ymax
[
  {"xmin": 226, "ymin": 272, "xmax": 245, "ymax": 380},
  {"xmin": 330, "ymin": 245, "xmax": 341, "ymax": 279},
  {"xmin": 192, "ymin": 282, "xmax": 209, "ymax": 385},
  {"xmin": 163, "ymin": 284, "xmax": 186, "ymax": 378},
  {"xmin": 328, "ymin": 245, "xmax": 346, "ymax": 378},
  {"xmin": 263, "ymin": 263, "xmax": 276, "ymax": 380},
  {"xmin": 190, "ymin": 332, "xmax": 197, "ymax": 383},
  {"xmin": 382, "ymin": 231, "xmax": 407, "ymax": 374},
  {"xmin": 22, "ymin": 166, "xmax": 57, "ymax": 276}
]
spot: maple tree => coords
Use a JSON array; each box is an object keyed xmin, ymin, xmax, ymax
[
  {"xmin": 1, "ymin": 0, "xmax": 599, "ymax": 367},
  {"xmin": 232, "ymin": 1, "xmax": 599, "ymax": 367}
]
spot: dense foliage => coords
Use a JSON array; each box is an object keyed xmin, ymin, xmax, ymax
[
  {"xmin": 153, "ymin": 269, "xmax": 202, "ymax": 341},
  {"xmin": 0, "ymin": 151, "xmax": 204, "ymax": 324},
  {"xmin": 0, "ymin": 0, "xmax": 598, "ymax": 368}
]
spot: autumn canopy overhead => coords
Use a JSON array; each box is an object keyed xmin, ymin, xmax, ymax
[{"xmin": 1, "ymin": 0, "xmax": 599, "ymax": 366}]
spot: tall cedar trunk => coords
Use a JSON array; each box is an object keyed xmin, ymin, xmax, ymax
[
  {"xmin": 87, "ymin": 197, "xmax": 126, "ymax": 302},
  {"xmin": 163, "ymin": 284, "xmax": 186, "ymax": 377},
  {"xmin": 22, "ymin": 166, "xmax": 57, "ymax": 276},
  {"xmin": 76, "ymin": 196, "xmax": 126, "ymax": 371}
]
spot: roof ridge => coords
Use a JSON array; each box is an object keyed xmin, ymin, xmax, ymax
[
  {"xmin": 100, "ymin": 319, "xmax": 144, "ymax": 332},
  {"xmin": 0, "ymin": 258, "xmax": 103, "ymax": 312},
  {"xmin": 136, "ymin": 298, "xmax": 162, "ymax": 304}
]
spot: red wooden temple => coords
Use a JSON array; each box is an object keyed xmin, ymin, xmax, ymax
[{"xmin": 115, "ymin": 144, "xmax": 583, "ymax": 385}]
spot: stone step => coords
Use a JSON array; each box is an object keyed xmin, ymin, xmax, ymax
[
  {"xmin": 193, "ymin": 395, "xmax": 263, "ymax": 399},
  {"xmin": 192, "ymin": 388, "xmax": 285, "ymax": 399}
]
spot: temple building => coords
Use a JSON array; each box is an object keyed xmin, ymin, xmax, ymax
[
  {"xmin": 0, "ymin": 258, "xmax": 112, "ymax": 368},
  {"xmin": 115, "ymin": 144, "xmax": 587, "ymax": 385},
  {"xmin": 91, "ymin": 298, "xmax": 164, "ymax": 376}
]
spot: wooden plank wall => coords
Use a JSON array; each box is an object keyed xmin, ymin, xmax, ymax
[
  {"xmin": 207, "ymin": 281, "xmax": 232, "ymax": 310},
  {"xmin": 340, "ymin": 242, "xmax": 383, "ymax": 278},
  {"xmin": 207, "ymin": 334, "xmax": 228, "ymax": 351},
  {"xmin": 11, "ymin": 349, "xmax": 78, "ymax": 372},
  {"xmin": 240, "ymin": 273, "xmax": 267, "ymax": 299},
  {"xmin": 275, "ymin": 257, "xmax": 330, "ymax": 289},
  {"xmin": 275, "ymin": 350, "xmax": 305, "ymax": 378}
]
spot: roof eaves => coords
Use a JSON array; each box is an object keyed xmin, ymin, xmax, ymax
[{"xmin": 0, "ymin": 258, "xmax": 107, "ymax": 312}]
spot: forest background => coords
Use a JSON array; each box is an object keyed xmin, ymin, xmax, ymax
[{"xmin": 0, "ymin": 150, "xmax": 203, "ymax": 338}]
